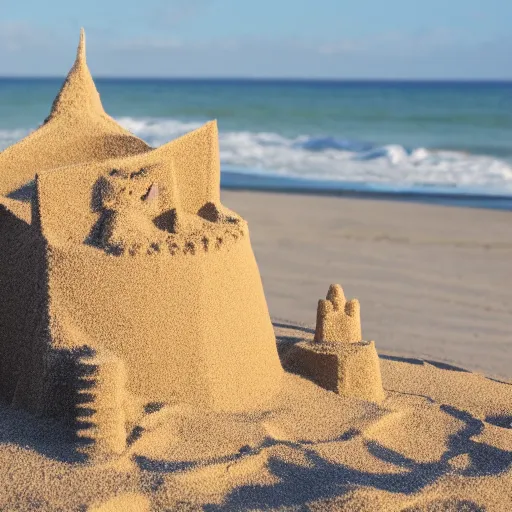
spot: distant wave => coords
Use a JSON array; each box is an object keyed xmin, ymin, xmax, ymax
[
  {"xmin": 0, "ymin": 128, "xmax": 31, "ymax": 147},
  {"xmin": 117, "ymin": 117, "xmax": 512, "ymax": 196},
  {"xmin": 1, "ymin": 118, "xmax": 511, "ymax": 197}
]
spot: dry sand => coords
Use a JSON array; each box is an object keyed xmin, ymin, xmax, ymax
[
  {"xmin": 0, "ymin": 326, "xmax": 510, "ymax": 510},
  {"xmin": 222, "ymin": 190, "xmax": 512, "ymax": 380},
  {"xmin": 0, "ymin": 30, "xmax": 510, "ymax": 511}
]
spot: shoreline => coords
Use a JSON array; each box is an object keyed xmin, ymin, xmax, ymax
[
  {"xmin": 221, "ymin": 171, "xmax": 512, "ymax": 211},
  {"xmin": 222, "ymin": 188, "xmax": 512, "ymax": 380}
]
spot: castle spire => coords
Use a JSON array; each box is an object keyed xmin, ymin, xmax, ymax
[
  {"xmin": 45, "ymin": 28, "xmax": 105, "ymax": 122},
  {"xmin": 77, "ymin": 27, "xmax": 86, "ymax": 64}
]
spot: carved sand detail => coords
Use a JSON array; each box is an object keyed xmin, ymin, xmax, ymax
[
  {"xmin": 73, "ymin": 349, "xmax": 128, "ymax": 462},
  {"xmin": 92, "ymin": 170, "xmax": 246, "ymax": 257}
]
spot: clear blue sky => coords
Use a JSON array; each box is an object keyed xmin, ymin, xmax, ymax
[{"xmin": 0, "ymin": 0, "xmax": 510, "ymax": 78}]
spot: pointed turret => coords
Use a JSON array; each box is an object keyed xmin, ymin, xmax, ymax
[
  {"xmin": 77, "ymin": 27, "xmax": 86, "ymax": 62},
  {"xmin": 46, "ymin": 28, "xmax": 105, "ymax": 122},
  {"xmin": 0, "ymin": 28, "xmax": 150, "ymax": 198}
]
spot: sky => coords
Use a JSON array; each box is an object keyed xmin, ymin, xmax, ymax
[{"xmin": 0, "ymin": 0, "xmax": 510, "ymax": 79}]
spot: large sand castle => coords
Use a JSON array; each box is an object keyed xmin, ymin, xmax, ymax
[
  {"xmin": 0, "ymin": 30, "xmax": 283, "ymax": 454},
  {"xmin": 0, "ymin": 31, "xmax": 510, "ymax": 511}
]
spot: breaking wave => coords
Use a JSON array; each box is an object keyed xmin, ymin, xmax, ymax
[
  {"xmin": 1, "ymin": 118, "xmax": 511, "ymax": 197},
  {"xmin": 116, "ymin": 117, "xmax": 512, "ymax": 196}
]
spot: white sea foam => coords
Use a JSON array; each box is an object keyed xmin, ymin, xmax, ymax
[
  {"xmin": 0, "ymin": 128, "xmax": 31, "ymax": 147},
  {"xmin": 1, "ymin": 118, "xmax": 511, "ymax": 196},
  {"xmin": 116, "ymin": 117, "xmax": 512, "ymax": 195}
]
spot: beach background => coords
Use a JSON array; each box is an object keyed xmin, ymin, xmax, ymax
[
  {"xmin": 1, "ymin": 78, "xmax": 511, "ymax": 203},
  {"xmin": 0, "ymin": 78, "xmax": 510, "ymax": 379}
]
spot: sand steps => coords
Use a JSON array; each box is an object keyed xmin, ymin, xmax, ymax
[{"xmin": 72, "ymin": 350, "xmax": 127, "ymax": 462}]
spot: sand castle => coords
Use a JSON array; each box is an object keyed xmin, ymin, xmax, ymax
[
  {"xmin": 0, "ymin": 31, "xmax": 510, "ymax": 511},
  {"xmin": 0, "ymin": 30, "xmax": 284, "ymax": 457},
  {"xmin": 0, "ymin": 31, "xmax": 388, "ymax": 463},
  {"xmin": 282, "ymin": 284, "xmax": 385, "ymax": 402}
]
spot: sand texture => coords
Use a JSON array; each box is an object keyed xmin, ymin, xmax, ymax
[
  {"xmin": 0, "ymin": 322, "xmax": 510, "ymax": 510},
  {"xmin": 0, "ymin": 30, "xmax": 510, "ymax": 510}
]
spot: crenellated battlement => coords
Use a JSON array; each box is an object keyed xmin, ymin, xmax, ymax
[{"xmin": 314, "ymin": 284, "xmax": 362, "ymax": 343}]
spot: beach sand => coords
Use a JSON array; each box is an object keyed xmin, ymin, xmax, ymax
[
  {"xmin": 0, "ymin": 323, "xmax": 511, "ymax": 510},
  {"xmin": 0, "ymin": 30, "xmax": 510, "ymax": 511},
  {"xmin": 1, "ymin": 188, "xmax": 510, "ymax": 511},
  {"xmin": 222, "ymin": 190, "xmax": 512, "ymax": 380}
]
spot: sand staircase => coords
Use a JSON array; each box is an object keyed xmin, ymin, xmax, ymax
[{"xmin": 72, "ymin": 348, "xmax": 128, "ymax": 462}]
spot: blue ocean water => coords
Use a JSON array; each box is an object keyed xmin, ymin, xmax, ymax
[{"xmin": 1, "ymin": 78, "xmax": 511, "ymax": 203}]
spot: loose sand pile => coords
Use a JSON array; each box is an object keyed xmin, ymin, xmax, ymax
[{"xmin": 0, "ymin": 30, "xmax": 510, "ymax": 510}]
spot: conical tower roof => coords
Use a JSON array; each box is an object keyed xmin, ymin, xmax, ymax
[
  {"xmin": 46, "ymin": 28, "xmax": 105, "ymax": 121},
  {"xmin": 0, "ymin": 29, "xmax": 150, "ymax": 203}
]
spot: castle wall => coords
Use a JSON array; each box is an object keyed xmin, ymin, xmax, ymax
[
  {"xmin": 0, "ymin": 207, "xmax": 48, "ymax": 403},
  {"xmin": 44, "ymin": 235, "xmax": 283, "ymax": 412},
  {"xmin": 162, "ymin": 121, "xmax": 221, "ymax": 213}
]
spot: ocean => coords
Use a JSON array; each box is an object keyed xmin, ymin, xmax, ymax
[{"xmin": 1, "ymin": 78, "xmax": 511, "ymax": 208}]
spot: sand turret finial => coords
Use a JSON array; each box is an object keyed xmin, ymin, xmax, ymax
[
  {"xmin": 326, "ymin": 284, "xmax": 346, "ymax": 311},
  {"xmin": 45, "ymin": 28, "xmax": 105, "ymax": 122},
  {"xmin": 76, "ymin": 28, "xmax": 86, "ymax": 65}
]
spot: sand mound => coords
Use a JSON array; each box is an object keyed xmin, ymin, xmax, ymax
[{"xmin": 87, "ymin": 493, "xmax": 150, "ymax": 512}]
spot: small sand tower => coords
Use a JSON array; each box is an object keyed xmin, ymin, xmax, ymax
[
  {"xmin": 314, "ymin": 284, "xmax": 362, "ymax": 343},
  {"xmin": 0, "ymin": 30, "xmax": 284, "ymax": 455},
  {"xmin": 283, "ymin": 284, "xmax": 385, "ymax": 402}
]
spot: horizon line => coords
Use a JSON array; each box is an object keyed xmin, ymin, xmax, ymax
[{"xmin": 0, "ymin": 75, "xmax": 511, "ymax": 83}]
